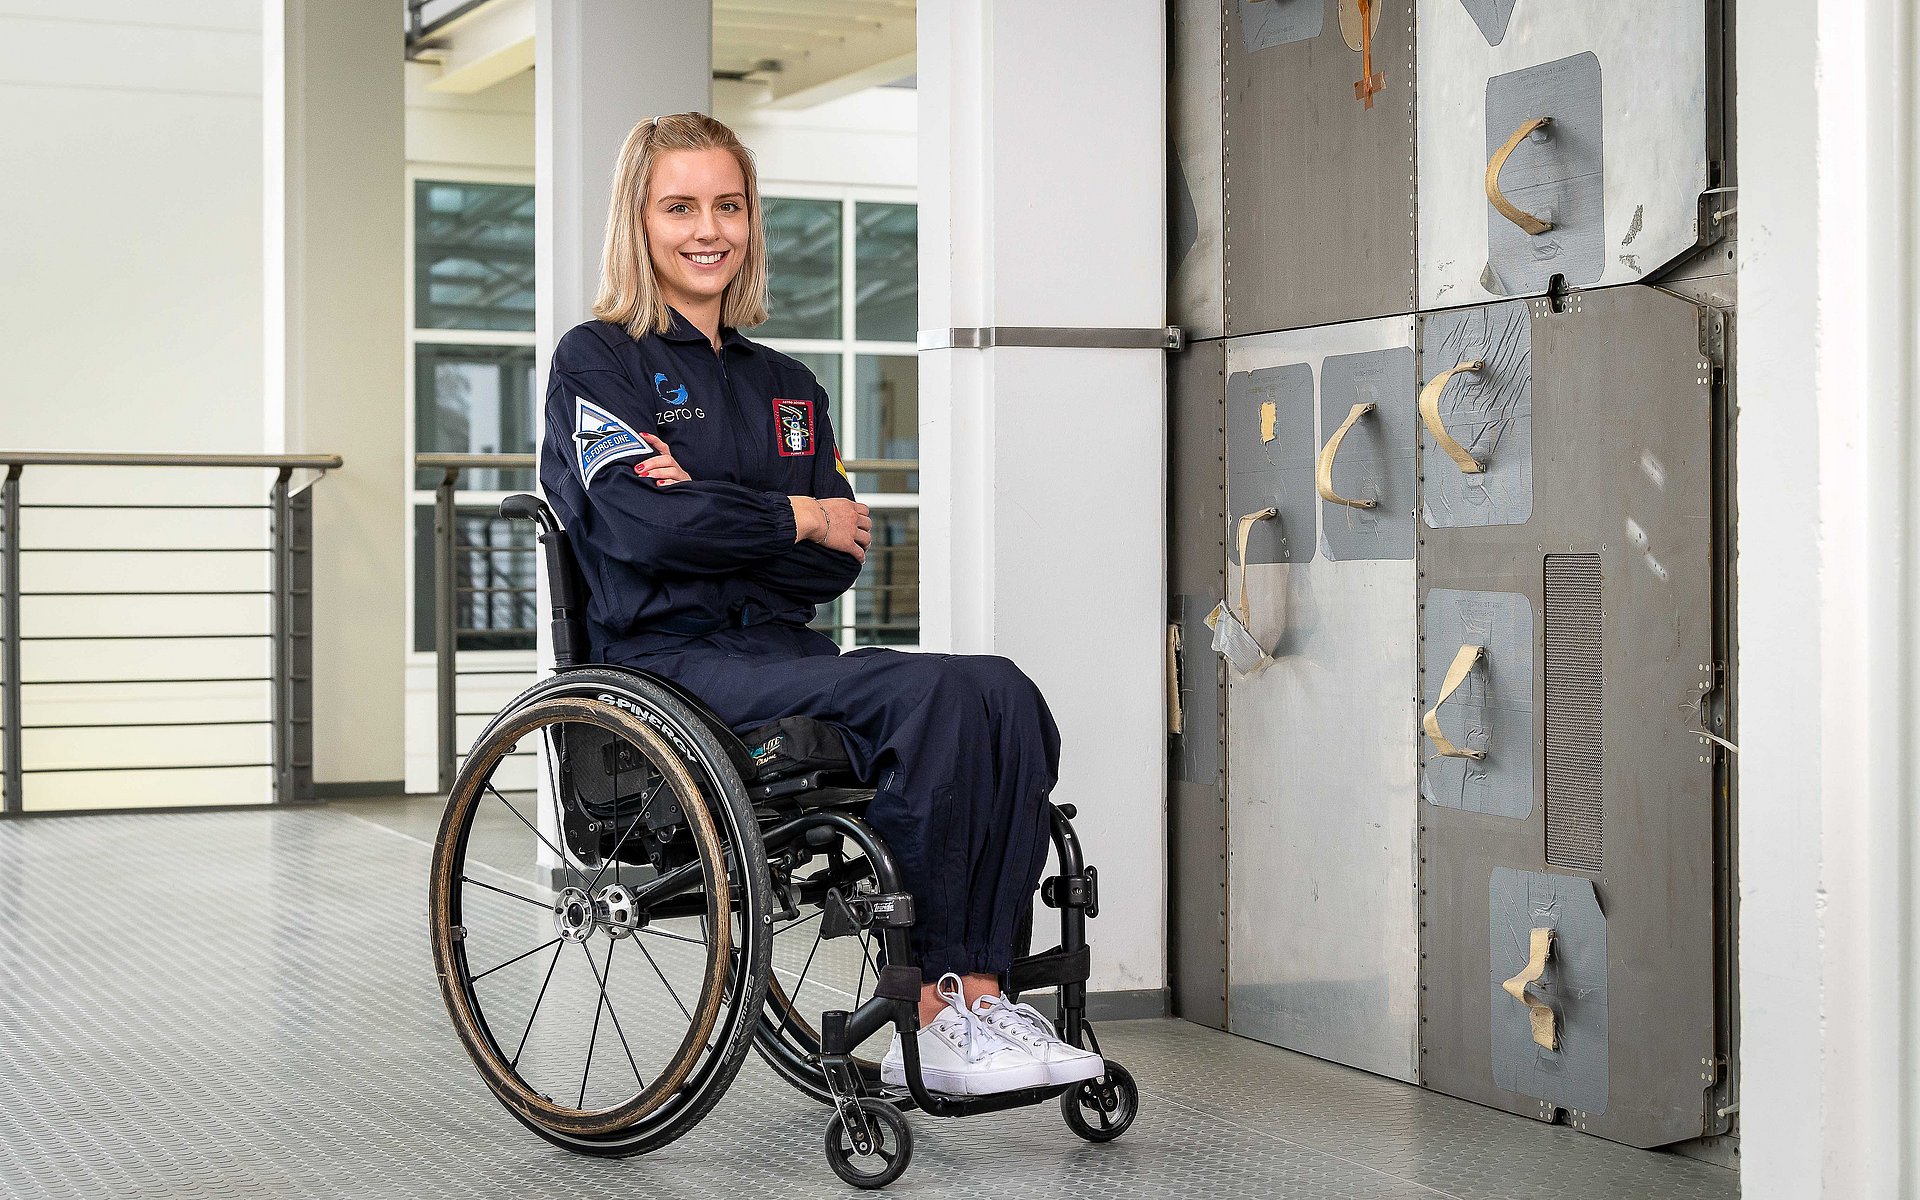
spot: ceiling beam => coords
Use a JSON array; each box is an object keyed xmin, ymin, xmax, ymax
[
  {"xmin": 420, "ymin": 0, "xmax": 534, "ymax": 95},
  {"xmin": 756, "ymin": 13, "xmax": 915, "ymax": 110}
]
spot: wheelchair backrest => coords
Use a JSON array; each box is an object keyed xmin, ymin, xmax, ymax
[{"xmin": 499, "ymin": 493, "xmax": 592, "ymax": 667}]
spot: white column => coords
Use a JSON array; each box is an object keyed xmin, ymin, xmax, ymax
[
  {"xmin": 532, "ymin": 1, "xmax": 710, "ymax": 863},
  {"xmin": 920, "ymin": 0, "xmax": 1168, "ymax": 998},
  {"xmin": 265, "ymin": 0, "xmax": 406, "ymax": 791},
  {"xmin": 1737, "ymin": 0, "xmax": 1920, "ymax": 1193}
]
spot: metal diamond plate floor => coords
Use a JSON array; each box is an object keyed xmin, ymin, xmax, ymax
[{"xmin": 0, "ymin": 803, "xmax": 1738, "ymax": 1199}]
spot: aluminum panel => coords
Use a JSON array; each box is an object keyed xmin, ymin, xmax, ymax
[
  {"xmin": 1417, "ymin": 286, "xmax": 1717, "ymax": 1148},
  {"xmin": 1421, "ymin": 588, "xmax": 1533, "ymax": 820},
  {"xmin": 1484, "ymin": 53, "xmax": 1606, "ymax": 295},
  {"xmin": 1226, "ymin": 364, "xmax": 1316, "ymax": 564},
  {"xmin": 1171, "ymin": 0, "xmax": 1226, "ymax": 340},
  {"xmin": 1225, "ymin": 317, "xmax": 1420, "ymax": 1082},
  {"xmin": 1416, "ymin": 0, "xmax": 1710, "ymax": 308},
  {"xmin": 1419, "ymin": 300, "xmax": 1534, "ymax": 529},
  {"xmin": 1223, "ymin": 0, "xmax": 1417, "ymax": 334},
  {"xmin": 1489, "ymin": 868, "xmax": 1609, "ymax": 1114},
  {"xmin": 1169, "ymin": 340, "xmax": 1230, "ymax": 1029}
]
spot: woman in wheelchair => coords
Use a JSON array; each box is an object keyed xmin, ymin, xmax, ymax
[{"xmin": 430, "ymin": 112, "xmax": 1135, "ymax": 1187}]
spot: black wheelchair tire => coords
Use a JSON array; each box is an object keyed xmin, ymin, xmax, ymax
[{"xmin": 823, "ymin": 1099, "xmax": 913, "ymax": 1189}]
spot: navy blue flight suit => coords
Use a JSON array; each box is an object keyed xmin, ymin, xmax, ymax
[{"xmin": 540, "ymin": 310, "xmax": 1061, "ymax": 981}]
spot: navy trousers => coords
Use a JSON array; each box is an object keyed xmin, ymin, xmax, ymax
[{"xmin": 613, "ymin": 622, "xmax": 1062, "ymax": 982}]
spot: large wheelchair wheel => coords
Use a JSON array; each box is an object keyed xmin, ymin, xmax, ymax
[{"xmin": 429, "ymin": 669, "xmax": 773, "ymax": 1156}]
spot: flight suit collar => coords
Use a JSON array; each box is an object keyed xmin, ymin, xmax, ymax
[{"xmin": 662, "ymin": 305, "xmax": 753, "ymax": 354}]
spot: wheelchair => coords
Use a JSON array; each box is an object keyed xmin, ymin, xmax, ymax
[{"xmin": 428, "ymin": 494, "xmax": 1138, "ymax": 1189}]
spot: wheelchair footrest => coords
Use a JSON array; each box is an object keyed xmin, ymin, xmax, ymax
[{"xmin": 1007, "ymin": 943, "xmax": 1091, "ymax": 993}]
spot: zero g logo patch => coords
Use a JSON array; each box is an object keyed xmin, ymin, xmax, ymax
[{"xmin": 773, "ymin": 398, "xmax": 815, "ymax": 456}]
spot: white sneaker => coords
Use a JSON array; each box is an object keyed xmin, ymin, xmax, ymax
[
  {"xmin": 879, "ymin": 973, "xmax": 1053, "ymax": 1096},
  {"xmin": 969, "ymin": 993, "xmax": 1107, "ymax": 1086}
]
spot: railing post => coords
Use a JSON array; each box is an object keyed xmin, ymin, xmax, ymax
[
  {"xmin": 287, "ymin": 477, "xmax": 314, "ymax": 803},
  {"xmin": 270, "ymin": 468, "xmax": 289, "ymax": 803},
  {"xmin": 435, "ymin": 467, "xmax": 460, "ymax": 795},
  {"xmin": 3, "ymin": 464, "xmax": 23, "ymax": 814}
]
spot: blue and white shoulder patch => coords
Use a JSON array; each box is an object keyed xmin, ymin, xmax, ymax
[{"xmin": 572, "ymin": 397, "xmax": 656, "ymax": 486}]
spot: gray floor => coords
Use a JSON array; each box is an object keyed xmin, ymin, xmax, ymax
[{"xmin": 0, "ymin": 801, "xmax": 1738, "ymax": 1199}]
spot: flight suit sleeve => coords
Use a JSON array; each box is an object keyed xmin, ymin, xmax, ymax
[
  {"xmin": 547, "ymin": 349, "xmax": 798, "ymax": 578},
  {"xmin": 739, "ymin": 378, "xmax": 862, "ymax": 604}
]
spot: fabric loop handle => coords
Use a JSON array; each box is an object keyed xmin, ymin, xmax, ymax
[
  {"xmin": 1422, "ymin": 643, "xmax": 1486, "ymax": 760},
  {"xmin": 1501, "ymin": 926, "xmax": 1559, "ymax": 1050},
  {"xmin": 1486, "ymin": 117, "xmax": 1556, "ymax": 236},
  {"xmin": 1418, "ymin": 361, "xmax": 1489, "ymax": 475},
  {"xmin": 1315, "ymin": 402, "xmax": 1379, "ymax": 510},
  {"xmin": 1232, "ymin": 507, "xmax": 1280, "ymax": 623}
]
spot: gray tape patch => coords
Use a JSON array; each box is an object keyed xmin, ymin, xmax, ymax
[
  {"xmin": 1456, "ymin": 0, "xmax": 1516, "ymax": 45},
  {"xmin": 1226, "ymin": 364, "xmax": 1316, "ymax": 565},
  {"xmin": 1488, "ymin": 868, "xmax": 1609, "ymax": 1114},
  {"xmin": 1237, "ymin": 0, "xmax": 1323, "ymax": 53},
  {"xmin": 1420, "ymin": 301, "xmax": 1534, "ymax": 529},
  {"xmin": 1170, "ymin": 148, "xmax": 1200, "ymax": 272},
  {"xmin": 1318, "ymin": 347, "xmax": 1416, "ymax": 561},
  {"xmin": 1484, "ymin": 53, "xmax": 1605, "ymax": 295},
  {"xmin": 1173, "ymin": 594, "xmax": 1224, "ymax": 784},
  {"xmin": 1422, "ymin": 589, "xmax": 1533, "ymax": 819}
]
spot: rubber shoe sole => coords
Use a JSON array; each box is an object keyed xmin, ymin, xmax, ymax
[{"xmin": 880, "ymin": 1050, "xmax": 1052, "ymax": 1096}]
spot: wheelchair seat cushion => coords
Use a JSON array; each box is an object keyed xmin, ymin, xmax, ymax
[{"xmin": 740, "ymin": 715, "xmax": 856, "ymax": 784}]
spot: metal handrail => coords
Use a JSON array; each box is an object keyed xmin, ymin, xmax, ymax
[{"xmin": 0, "ymin": 451, "xmax": 338, "ymax": 814}]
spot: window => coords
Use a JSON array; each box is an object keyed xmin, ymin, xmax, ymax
[
  {"xmin": 759, "ymin": 194, "xmax": 919, "ymax": 648},
  {"xmin": 410, "ymin": 178, "xmax": 538, "ymax": 653}
]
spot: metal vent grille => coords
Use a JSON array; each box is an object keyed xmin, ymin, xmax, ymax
[{"xmin": 1544, "ymin": 554, "xmax": 1604, "ymax": 871}]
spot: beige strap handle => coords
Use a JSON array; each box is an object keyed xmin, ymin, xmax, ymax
[
  {"xmin": 1230, "ymin": 507, "xmax": 1280, "ymax": 622},
  {"xmin": 1422, "ymin": 643, "xmax": 1486, "ymax": 760},
  {"xmin": 1315, "ymin": 402, "xmax": 1378, "ymax": 509},
  {"xmin": 1486, "ymin": 117, "xmax": 1555, "ymax": 236},
  {"xmin": 1501, "ymin": 926, "xmax": 1559, "ymax": 1050},
  {"xmin": 1418, "ymin": 360, "xmax": 1488, "ymax": 475}
]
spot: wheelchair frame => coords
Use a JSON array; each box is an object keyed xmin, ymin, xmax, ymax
[{"xmin": 428, "ymin": 494, "xmax": 1137, "ymax": 1188}]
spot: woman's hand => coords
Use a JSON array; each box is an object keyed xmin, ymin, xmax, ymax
[
  {"xmin": 792, "ymin": 496, "xmax": 872, "ymax": 564},
  {"xmin": 635, "ymin": 433, "xmax": 690, "ymax": 485}
]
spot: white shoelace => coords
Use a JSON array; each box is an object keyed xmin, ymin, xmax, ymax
[
  {"xmin": 972, "ymin": 993, "xmax": 1068, "ymax": 1052},
  {"xmin": 933, "ymin": 973, "xmax": 1015, "ymax": 1063}
]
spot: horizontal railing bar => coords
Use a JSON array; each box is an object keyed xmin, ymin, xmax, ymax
[
  {"xmin": 21, "ymin": 590, "xmax": 273, "ymax": 597},
  {"xmin": 20, "ymin": 547, "xmax": 269, "ymax": 554},
  {"xmin": 22, "ymin": 633, "xmax": 268, "ymax": 642},
  {"xmin": 0, "ymin": 452, "xmax": 343, "ymax": 470},
  {"xmin": 22, "ymin": 503, "xmax": 272, "ymax": 511},
  {"xmin": 22, "ymin": 762, "xmax": 273, "ymax": 775},
  {"xmin": 843, "ymin": 459, "xmax": 919, "ymax": 472},
  {"xmin": 451, "ymin": 545, "xmax": 533, "ymax": 554},
  {"xmin": 417, "ymin": 453, "xmax": 537, "ymax": 469},
  {"xmin": 17, "ymin": 677, "xmax": 271, "ymax": 686},
  {"xmin": 455, "ymin": 586, "xmax": 535, "ymax": 594},
  {"xmin": 454, "ymin": 668, "xmax": 537, "ymax": 676},
  {"xmin": 23, "ymin": 719, "xmax": 272, "ymax": 730}
]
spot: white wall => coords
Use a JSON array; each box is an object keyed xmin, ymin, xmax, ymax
[
  {"xmin": 0, "ymin": 2, "xmax": 270, "ymax": 809},
  {"xmin": 1738, "ymin": 0, "xmax": 1920, "ymax": 1193}
]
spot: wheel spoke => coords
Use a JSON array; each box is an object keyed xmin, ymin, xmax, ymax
[
  {"xmin": 470, "ymin": 937, "xmax": 563, "ymax": 983},
  {"xmin": 634, "ymin": 937, "xmax": 693, "ymax": 1021},
  {"xmin": 578, "ymin": 942, "xmax": 607, "ymax": 1108},
  {"xmin": 638, "ymin": 926, "xmax": 706, "ymax": 947},
  {"xmin": 486, "ymin": 781, "xmax": 587, "ymax": 890},
  {"xmin": 774, "ymin": 909, "xmax": 823, "ymax": 936},
  {"xmin": 593, "ymin": 939, "xmax": 646, "ymax": 1088},
  {"xmin": 461, "ymin": 875, "xmax": 551, "ymax": 912},
  {"xmin": 779, "ymin": 924, "xmax": 828, "ymax": 1038},
  {"xmin": 584, "ymin": 776, "xmax": 669, "ymax": 895},
  {"xmin": 511, "ymin": 940, "xmax": 566, "ymax": 1069},
  {"xmin": 854, "ymin": 929, "xmax": 872, "ymax": 1009}
]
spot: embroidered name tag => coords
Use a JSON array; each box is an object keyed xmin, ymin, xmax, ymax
[
  {"xmin": 573, "ymin": 397, "xmax": 656, "ymax": 485},
  {"xmin": 773, "ymin": 398, "xmax": 816, "ymax": 456}
]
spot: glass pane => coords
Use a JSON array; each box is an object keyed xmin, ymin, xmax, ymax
[
  {"xmin": 413, "ymin": 505, "xmax": 538, "ymax": 653},
  {"xmin": 853, "ymin": 355, "xmax": 918, "ymax": 494},
  {"xmin": 761, "ymin": 197, "xmax": 841, "ymax": 339},
  {"xmin": 414, "ymin": 180, "xmax": 536, "ymax": 331},
  {"xmin": 414, "ymin": 344, "xmax": 538, "ymax": 491},
  {"xmin": 786, "ymin": 350, "xmax": 843, "ymax": 433},
  {"xmin": 854, "ymin": 202, "xmax": 916, "ymax": 343},
  {"xmin": 856, "ymin": 509, "xmax": 919, "ymax": 646}
]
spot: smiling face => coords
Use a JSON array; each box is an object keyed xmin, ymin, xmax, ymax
[{"xmin": 642, "ymin": 146, "xmax": 751, "ymax": 322}]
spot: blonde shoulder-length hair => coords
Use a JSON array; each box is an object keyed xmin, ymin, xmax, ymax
[{"xmin": 592, "ymin": 112, "xmax": 770, "ymax": 338}]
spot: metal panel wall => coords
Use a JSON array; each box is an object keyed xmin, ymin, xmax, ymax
[
  {"xmin": 1170, "ymin": 0, "xmax": 1225, "ymax": 340},
  {"xmin": 1168, "ymin": 340, "xmax": 1230, "ymax": 1029},
  {"xmin": 1222, "ymin": 318, "xmax": 1420, "ymax": 1083},
  {"xmin": 1222, "ymin": 0, "xmax": 1417, "ymax": 335},
  {"xmin": 1416, "ymin": 0, "xmax": 1711, "ymax": 308},
  {"xmin": 1415, "ymin": 287, "xmax": 1718, "ymax": 1147}
]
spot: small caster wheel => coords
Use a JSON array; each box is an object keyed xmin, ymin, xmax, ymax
[
  {"xmin": 1062, "ymin": 1061, "xmax": 1138, "ymax": 1143},
  {"xmin": 824, "ymin": 1098, "xmax": 913, "ymax": 1189}
]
